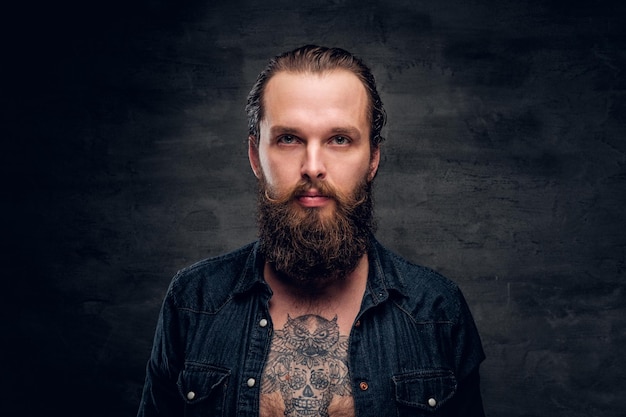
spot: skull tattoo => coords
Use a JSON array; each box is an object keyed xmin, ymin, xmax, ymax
[{"xmin": 261, "ymin": 315, "xmax": 351, "ymax": 417}]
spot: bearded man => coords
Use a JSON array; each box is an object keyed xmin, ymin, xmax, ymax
[{"xmin": 138, "ymin": 45, "xmax": 486, "ymax": 417}]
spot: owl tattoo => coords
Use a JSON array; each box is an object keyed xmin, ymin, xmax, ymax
[{"xmin": 261, "ymin": 315, "xmax": 351, "ymax": 417}]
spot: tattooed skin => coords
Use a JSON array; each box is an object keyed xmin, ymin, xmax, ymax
[{"xmin": 261, "ymin": 315, "xmax": 352, "ymax": 417}]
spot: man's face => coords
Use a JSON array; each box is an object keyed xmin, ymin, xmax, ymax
[
  {"xmin": 249, "ymin": 70, "xmax": 380, "ymax": 216},
  {"xmin": 248, "ymin": 70, "xmax": 380, "ymax": 285}
]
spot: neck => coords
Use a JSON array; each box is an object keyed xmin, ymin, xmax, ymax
[{"xmin": 264, "ymin": 254, "xmax": 369, "ymax": 315}]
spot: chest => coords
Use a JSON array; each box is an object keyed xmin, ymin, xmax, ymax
[{"xmin": 259, "ymin": 314, "xmax": 356, "ymax": 417}]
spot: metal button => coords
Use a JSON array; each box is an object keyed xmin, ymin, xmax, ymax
[
  {"xmin": 428, "ymin": 398, "xmax": 437, "ymax": 407},
  {"xmin": 359, "ymin": 381, "xmax": 369, "ymax": 391},
  {"xmin": 186, "ymin": 391, "xmax": 196, "ymax": 400},
  {"xmin": 259, "ymin": 319, "xmax": 268, "ymax": 327},
  {"xmin": 247, "ymin": 378, "xmax": 256, "ymax": 387}
]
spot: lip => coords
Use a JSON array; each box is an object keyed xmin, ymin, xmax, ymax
[{"xmin": 296, "ymin": 190, "xmax": 331, "ymax": 208}]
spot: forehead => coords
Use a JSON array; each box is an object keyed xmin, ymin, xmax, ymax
[{"xmin": 261, "ymin": 70, "xmax": 370, "ymax": 127}]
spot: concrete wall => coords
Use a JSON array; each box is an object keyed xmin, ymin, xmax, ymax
[{"xmin": 5, "ymin": 0, "xmax": 625, "ymax": 415}]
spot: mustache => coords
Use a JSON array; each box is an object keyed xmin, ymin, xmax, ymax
[{"xmin": 263, "ymin": 179, "xmax": 368, "ymax": 207}]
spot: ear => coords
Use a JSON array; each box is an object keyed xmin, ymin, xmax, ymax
[
  {"xmin": 368, "ymin": 146, "xmax": 381, "ymax": 181},
  {"xmin": 248, "ymin": 135, "xmax": 261, "ymax": 179}
]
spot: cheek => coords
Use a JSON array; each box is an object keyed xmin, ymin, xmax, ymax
[
  {"xmin": 336, "ymin": 158, "xmax": 372, "ymax": 184},
  {"xmin": 260, "ymin": 156, "xmax": 296, "ymax": 187}
]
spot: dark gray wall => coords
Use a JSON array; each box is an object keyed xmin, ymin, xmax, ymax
[{"xmin": 4, "ymin": 0, "xmax": 625, "ymax": 416}]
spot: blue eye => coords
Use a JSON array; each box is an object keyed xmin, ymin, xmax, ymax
[
  {"xmin": 332, "ymin": 136, "xmax": 350, "ymax": 145},
  {"xmin": 278, "ymin": 135, "xmax": 297, "ymax": 144}
]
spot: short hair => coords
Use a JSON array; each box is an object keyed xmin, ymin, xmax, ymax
[{"xmin": 246, "ymin": 45, "xmax": 386, "ymax": 148}]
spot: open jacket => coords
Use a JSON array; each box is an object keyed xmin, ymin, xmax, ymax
[{"xmin": 138, "ymin": 238, "xmax": 486, "ymax": 416}]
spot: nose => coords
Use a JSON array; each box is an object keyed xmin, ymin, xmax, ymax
[{"xmin": 301, "ymin": 143, "xmax": 326, "ymax": 180}]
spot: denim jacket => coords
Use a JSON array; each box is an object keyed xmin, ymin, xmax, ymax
[{"xmin": 138, "ymin": 239, "xmax": 485, "ymax": 416}]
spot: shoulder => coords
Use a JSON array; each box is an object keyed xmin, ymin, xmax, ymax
[
  {"xmin": 373, "ymin": 241, "xmax": 470, "ymax": 323},
  {"xmin": 166, "ymin": 242, "xmax": 259, "ymax": 312}
]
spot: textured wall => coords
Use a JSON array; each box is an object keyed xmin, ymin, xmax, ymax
[{"xmin": 4, "ymin": 0, "xmax": 625, "ymax": 416}]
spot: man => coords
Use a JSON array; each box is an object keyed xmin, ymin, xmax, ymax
[{"xmin": 137, "ymin": 45, "xmax": 486, "ymax": 416}]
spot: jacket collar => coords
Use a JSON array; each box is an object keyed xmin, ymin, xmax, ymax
[
  {"xmin": 233, "ymin": 241, "xmax": 268, "ymax": 296},
  {"xmin": 363, "ymin": 238, "xmax": 408, "ymax": 306},
  {"xmin": 232, "ymin": 238, "xmax": 408, "ymax": 300}
]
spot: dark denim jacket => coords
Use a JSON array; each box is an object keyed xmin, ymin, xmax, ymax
[{"xmin": 138, "ymin": 239, "xmax": 486, "ymax": 416}]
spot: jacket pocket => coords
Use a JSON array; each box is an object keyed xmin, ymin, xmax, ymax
[
  {"xmin": 392, "ymin": 369, "xmax": 457, "ymax": 415},
  {"xmin": 177, "ymin": 362, "xmax": 230, "ymax": 416}
]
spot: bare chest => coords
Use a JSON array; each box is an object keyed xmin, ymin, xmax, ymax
[{"xmin": 259, "ymin": 314, "xmax": 355, "ymax": 417}]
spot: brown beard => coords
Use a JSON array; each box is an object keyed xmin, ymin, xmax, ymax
[{"xmin": 257, "ymin": 175, "xmax": 376, "ymax": 289}]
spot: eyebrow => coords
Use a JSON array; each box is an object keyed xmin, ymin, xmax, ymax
[
  {"xmin": 330, "ymin": 126, "xmax": 362, "ymax": 137},
  {"xmin": 269, "ymin": 126, "xmax": 301, "ymax": 136},
  {"xmin": 269, "ymin": 125, "xmax": 363, "ymax": 138}
]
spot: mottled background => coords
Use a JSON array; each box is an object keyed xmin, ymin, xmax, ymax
[{"xmin": 4, "ymin": 0, "xmax": 625, "ymax": 416}]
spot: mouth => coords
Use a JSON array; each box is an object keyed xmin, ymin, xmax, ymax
[
  {"xmin": 296, "ymin": 190, "xmax": 331, "ymax": 208},
  {"xmin": 291, "ymin": 397, "xmax": 324, "ymax": 414}
]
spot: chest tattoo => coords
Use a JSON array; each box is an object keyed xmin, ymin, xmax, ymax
[{"xmin": 261, "ymin": 314, "xmax": 352, "ymax": 417}]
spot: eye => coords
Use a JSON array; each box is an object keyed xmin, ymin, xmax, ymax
[
  {"xmin": 331, "ymin": 135, "xmax": 350, "ymax": 145},
  {"xmin": 294, "ymin": 327, "xmax": 308, "ymax": 338},
  {"xmin": 316, "ymin": 330, "xmax": 328, "ymax": 338},
  {"xmin": 277, "ymin": 134, "xmax": 298, "ymax": 145}
]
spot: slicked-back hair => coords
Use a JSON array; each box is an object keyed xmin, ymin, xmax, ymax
[{"xmin": 246, "ymin": 45, "xmax": 386, "ymax": 148}]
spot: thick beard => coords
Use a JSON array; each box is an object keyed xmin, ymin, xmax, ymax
[{"xmin": 257, "ymin": 176, "xmax": 376, "ymax": 290}]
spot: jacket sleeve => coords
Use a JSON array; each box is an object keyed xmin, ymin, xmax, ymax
[
  {"xmin": 448, "ymin": 286, "xmax": 486, "ymax": 416},
  {"xmin": 445, "ymin": 368, "xmax": 486, "ymax": 416},
  {"xmin": 137, "ymin": 285, "xmax": 185, "ymax": 417}
]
